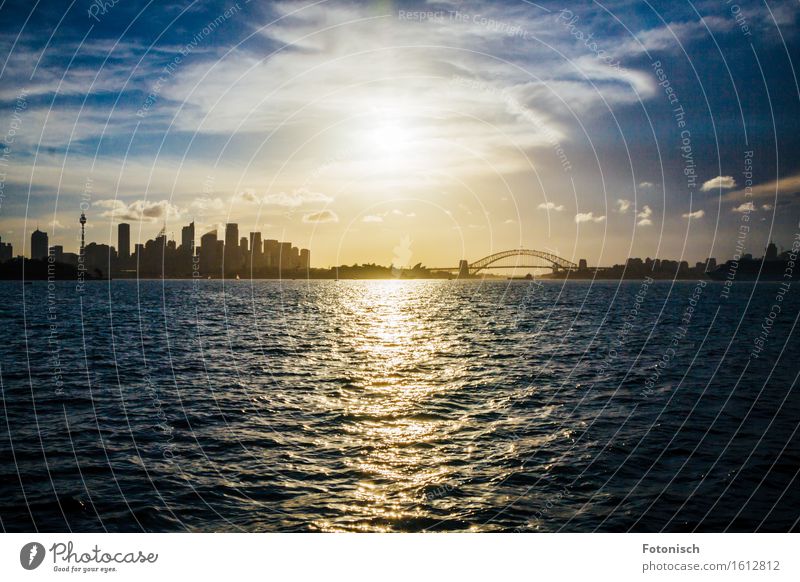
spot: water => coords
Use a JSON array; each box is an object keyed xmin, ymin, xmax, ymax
[{"xmin": 1, "ymin": 279, "xmax": 798, "ymax": 532}]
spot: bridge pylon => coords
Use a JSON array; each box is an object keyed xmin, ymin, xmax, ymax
[{"xmin": 458, "ymin": 259, "xmax": 470, "ymax": 278}]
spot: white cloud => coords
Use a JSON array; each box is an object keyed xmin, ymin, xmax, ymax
[
  {"xmin": 638, "ymin": 181, "xmax": 655, "ymax": 189},
  {"xmin": 302, "ymin": 210, "xmax": 338, "ymax": 224},
  {"xmin": 682, "ymin": 210, "xmax": 705, "ymax": 219},
  {"xmin": 362, "ymin": 215, "xmax": 383, "ymax": 223},
  {"xmin": 538, "ymin": 202, "xmax": 564, "ymax": 211},
  {"xmin": 95, "ymin": 199, "xmax": 181, "ymax": 222},
  {"xmin": 263, "ymin": 188, "xmax": 333, "ymax": 208},
  {"xmin": 637, "ymin": 205, "xmax": 653, "ymax": 226},
  {"xmin": 732, "ymin": 202, "xmax": 755, "ymax": 213},
  {"xmin": 236, "ymin": 189, "xmax": 260, "ymax": 203},
  {"xmin": 190, "ymin": 197, "xmax": 225, "ymax": 213},
  {"xmin": 575, "ymin": 212, "xmax": 606, "ymax": 223},
  {"xmin": 701, "ymin": 176, "xmax": 736, "ymax": 191},
  {"xmin": 616, "ymin": 199, "xmax": 631, "ymax": 213},
  {"xmin": 761, "ymin": 204, "xmax": 774, "ymax": 210}
]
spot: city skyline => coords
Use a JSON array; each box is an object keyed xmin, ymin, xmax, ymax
[
  {"xmin": 0, "ymin": 2, "xmax": 798, "ymax": 269},
  {"xmin": 2, "ymin": 210, "xmax": 794, "ymax": 279}
]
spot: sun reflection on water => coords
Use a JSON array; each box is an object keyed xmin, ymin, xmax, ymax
[{"xmin": 315, "ymin": 281, "xmax": 458, "ymax": 531}]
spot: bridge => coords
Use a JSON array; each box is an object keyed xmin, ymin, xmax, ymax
[{"xmin": 431, "ymin": 249, "xmax": 578, "ymax": 276}]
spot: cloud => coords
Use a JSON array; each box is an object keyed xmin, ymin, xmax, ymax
[
  {"xmin": 302, "ymin": 210, "xmax": 338, "ymax": 224},
  {"xmin": 616, "ymin": 199, "xmax": 631, "ymax": 213},
  {"xmin": 236, "ymin": 189, "xmax": 260, "ymax": 203},
  {"xmin": 538, "ymin": 202, "xmax": 564, "ymax": 211},
  {"xmin": 95, "ymin": 199, "xmax": 181, "ymax": 222},
  {"xmin": 761, "ymin": 204, "xmax": 774, "ymax": 210},
  {"xmin": 726, "ymin": 172, "xmax": 800, "ymax": 201},
  {"xmin": 682, "ymin": 210, "xmax": 705, "ymax": 219},
  {"xmin": 263, "ymin": 188, "xmax": 333, "ymax": 208},
  {"xmin": 638, "ymin": 181, "xmax": 655, "ymax": 189},
  {"xmin": 190, "ymin": 197, "xmax": 225, "ymax": 213},
  {"xmin": 701, "ymin": 176, "xmax": 736, "ymax": 191},
  {"xmin": 637, "ymin": 205, "xmax": 653, "ymax": 226},
  {"xmin": 362, "ymin": 215, "xmax": 383, "ymax": 223},
  {"xmin": 732, "ymin": 202, "xmax": 755, "ymax": 213},
  {"xmin": 575, "ymin": 212, "xmax": 606, "ymax": 223}
]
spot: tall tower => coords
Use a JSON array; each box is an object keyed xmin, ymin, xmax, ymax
[
  {"xmin": 224, "ymin": 223, "xmax": 239, "ymax": 273},
  {"xmin": 118, "ymin": 223, "xmax": 131, "ymax": 259},
  {"xmin": 181, "ymin": 221, "xmax": 195, "ymax": 254},
  {"xmin": 31, "ymin": 229, "xmax": 49, "ymax": 260},
  {"xmin": 766, "ymin": 241, "xmax": 778, "ymax": 260},
  {"xmin": 79, "ymin": 212, "xmax": 87, "ymax": 257}
]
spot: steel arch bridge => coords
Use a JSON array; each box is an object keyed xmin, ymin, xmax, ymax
[{"xmin": 464, "ymin": 249, "xmax": 577, "ymax": 274}]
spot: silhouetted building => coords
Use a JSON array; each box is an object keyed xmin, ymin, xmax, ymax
[
  {"xmin": 279, "ymin": 242, "xmax": 292, "ymax": 270},
  {"xmin": 0, "ymin": 237, "xmax": 12, "ymax": 262},
  {"xmin": 200, "ymin": 230, "xmax": 220, "ymax": 276},
  {"xmin": 31, "ymin": 229, "xmax": 48, "ymax": 260},
  {"xmin": 84, "ymin": 242, "xmax": 116, "ymax": 275},
  {"xmin": 766, "ymin": 241, "xmax": 778, "ymax": 260},
  {"xmin": 264, "ymin": 239, "xmax": 279, "ymax": 268},
  {"xmin": 300, "ymin": 248, "xmax": 310, "ymax": 269},
  {"xmin": 578, "ymin": 258, "xmax": 587, "ymax": 270},
  {"xmin": 224, "ymin": 223, "xmax": 239, "ymax": 273},
  {"xmin": 249, "ymin": 232, "xmax": 262, "ymax": 268},
  {"xmin": 118, "ymin": 223, "xmax": 131, "ymax": 259},
  {"xmin": 181, "ymin": 221, "xmax": 195, "ymax": 255},
  {"xmin": 50, "ymin": 245, "xmax": 64, "ymax": 262},
  {"xmin": 705, "ymin": 258, "xmax": 717, "ymax": 272}
]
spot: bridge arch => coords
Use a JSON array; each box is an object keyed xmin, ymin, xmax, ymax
[{"xmin": 467, "ymin": 249, "xmax": 577, "ymax": 274}]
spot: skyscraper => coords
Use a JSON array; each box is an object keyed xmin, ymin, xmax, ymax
[
  {"xmin": 200, "ymin": 230, "xmax": 219, "ymax": 276},
  {"xmin": 264, "ymin": 239, "xmax": 279, "ymax": 268},
  {"xmin": 249, "ymin": 232, "xmax": 262, "ymax": 267},
  {"xmin": 0, "ymin": 236, "xmax": 13, "ymax": 262},
  {"xmin": 224, "ymin": 223, "xmax": 239, "ymax": 273},
  {"xmin": 31, "ymin": 229, "xmax": 48, "ymax": 260},
  {"xmin": 279, "ymin": 242, "xmax": 292, "ymax": 271},
  {"xmin": 300, "ymin": 248, "xmax": 310, "ymax": 270},
  {"xmin": 181, "ymin": 221, "xmax": 195, "ymax": 254},
  {"xmin": 118, "ymin": 223, "xmax": 131, "ymax": 259},
  {"xmin": 766, "ymin": 241, "xmax": 778, "ymax": 260}
]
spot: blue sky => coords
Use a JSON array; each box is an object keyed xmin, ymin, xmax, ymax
[{"xmin": 0, "ymin": 0, "xmax": 798, "ymax": 267}]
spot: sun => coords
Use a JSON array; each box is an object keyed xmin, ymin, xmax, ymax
[{"xmin": 368, "ymin": 122, "xmax": 413, "ymax": 152}]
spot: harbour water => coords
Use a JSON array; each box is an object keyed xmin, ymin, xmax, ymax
[{"xmin": 0, "ymin": 279, "xmax": 798, "ymax": 532}]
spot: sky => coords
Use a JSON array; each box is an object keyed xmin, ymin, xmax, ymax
[{"xmin": 0, "ymin": 0, "xmax": 798, "ymax": 268}]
